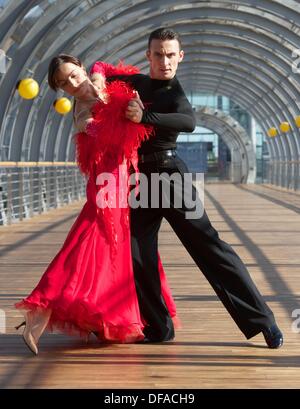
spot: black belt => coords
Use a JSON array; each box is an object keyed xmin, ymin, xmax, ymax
[{"xmin": 138, "ymin": 149, "xmax": 177, "ymax": 164}]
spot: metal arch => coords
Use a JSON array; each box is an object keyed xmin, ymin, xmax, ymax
[
  {"xmin": 79, "ymin": 20, "xmax": 297, "ymax": 166},
  {"xmin": 80, "ymin": 6, "xmax": 300, "ymax": 64},
  {"xmin": 0, "ymin": 0, "xmax": 80, "ymax": 47},
  {"xmin": 2, "ymin": 0, "xmax": 89, "ymax": 159},
  {"xmin": 93, "ymin": 26, "xmax": 295, "ymax": 123},
  {"xmin": 177, "ymin": 52, "xmax": 300, "ymax": 162},
  {"xmin": 179, "ymin": 76, "xmax": 282, "ymax": 180},
  {"xmin": 188, "ymin": 80, "xmax": 283, "ymax": 155},
  {"xmin": 138, "ymin": 40, "xmax": 300, "ymax": 101},
  {"xmin": 108, "ymin": 35, "xmax": 297, "ymax": 122},
  {"xmin": 178, "ymin": 56, "xmax": 296, "ymax": 185},
  {"xmin": 191, "ymin": 81, "xmax": 291, "ymax": 187},
  {"xmin": 35, "ymin": 50, "xmax": 296, "ymax": 164},
  {"xmin": 107, "ymin": 33, "xmax": 300, "ymax": 161},
  {"xmin": 178, "ymin": 61, "xmax": 296, "ymax": 172},
  {"xmin": 103, "ymin": 19, "xmax": 298, "ymax": 63},
  {"xmin": 5, "ymin": 69, "xmax": 288, "ymax": 163},
  {"xmin": 25, "ymin": 3, "xmax": 300, "ymax": 70},
  {"xmin": 178, "ymin": 58, "xmax": 296, "ymax": 166},
  {"xmin": 0, "ymin": 3, "xmax": 76, "ymax": 161},
  {"xmin": 1, "ymin": 1, "xmax": 300, "ymax": 166},
  {"xmin": 4, "ymin": 0, "xmax": 300, "ymax": 59},
  {"xmin": 38, "ymin": 33, "xmax": 298, "ymax": 161},
  {"xmin": 194, "ymin": 106, "xmax": 256, "ymax": 183},
  {"xmin": 187, "ymin": 76, "xmax": 285, "ymax": 160},
  {"xmin": 185, "ymin": 80, "xmax": 278, "ymax": 154},
  {"xmin": 179, "ymin": 60, "xmax": 297, "ymax": 130},
  {"xmin": 2, "ymin": 2, "xmax": 300, "ymax": 81},
  {"xmin": 0, "ymin": 5, "xmax": 298, "ymax": 132},
  {"xmin": 182, "ymin": 73, "xmax": 285, "ymax": 182},
  {"xmin": 78, "ymin": 0, "xmax": 300, "ymax": 54},
  {"xmin": 0, "ymin": 0, "xmax": 38, "ymax": 45},
  {"xmin": 194, "ymin": 84, "xmax": 284, "ymax": 186},
  {"xmin": 50, "ymin": 69, "xmax": 274, "ymax": 166},
  {"xmin": 0, "ymin": 0, "xmax": 151, "ymax": 161},
  {"xmin": 56, "ymin": 66, "xmax": 278, "ymax": 167},
  {"xmin": 177, "ymin": 52, "xmax": 300, "ymax": 147}
]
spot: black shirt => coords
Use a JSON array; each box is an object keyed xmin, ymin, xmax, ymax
[{"xmin": 107, "ymin": 74, "xmax": 196, "ymax": 154}]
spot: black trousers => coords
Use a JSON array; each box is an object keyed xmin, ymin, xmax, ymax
[{"xmin": 130, "ymin": 154, "xmax": 275, "ymax": 341}]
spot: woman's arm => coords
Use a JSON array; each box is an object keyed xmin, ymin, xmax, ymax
[{"xmin": 73, "ymin": 100, "xmax": 95, "ymax": 132}]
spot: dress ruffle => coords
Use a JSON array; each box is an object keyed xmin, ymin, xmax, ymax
[{"xmin": 15, "ymin": 300, "xmax": 144, "ymax": 343}]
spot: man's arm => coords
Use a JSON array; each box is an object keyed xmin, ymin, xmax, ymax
[
  {"xmin": 142, "ymin": 94, "xmax": 196, "ymax": 132},
  {"xmin": 126, "ymin": 93, "xmax": 196, "ymax": 133}
]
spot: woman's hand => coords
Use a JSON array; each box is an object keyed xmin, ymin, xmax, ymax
[
  {"xmin": 125, "ymin": 91, "xmax": 144, "ymax": 123},
  {"xmin": 90, "ymin": 72, "xmax": 105, "ymax": 92},
  {"xmin": 89, "ymin": 73, "xmax": 107, "ymax": 102}
]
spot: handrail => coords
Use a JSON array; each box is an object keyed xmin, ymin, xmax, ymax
[
  {"xmin": 0, "ymin": 162, "xmax": 77, "ymax": 167},
  {"xmin": 0, "ymin": 164, "xmax": 85, "ymax": 226}
]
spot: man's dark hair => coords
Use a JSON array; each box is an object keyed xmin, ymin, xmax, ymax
[
  {"xmin": 148, "ymin": 27, "xmax": 182, "ymax": 49},
  {"xmin": 48, "ymin": 54, "xmax": 83, "ymax": 91}
]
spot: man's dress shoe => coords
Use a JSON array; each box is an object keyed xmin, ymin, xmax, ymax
[
  {"xmin": 137, "ymin": 336, "xmax": 175, "ymax": 344},
  {"xmin": 262, "ymin": 324, "xmax": 283, "ymax": 349}
]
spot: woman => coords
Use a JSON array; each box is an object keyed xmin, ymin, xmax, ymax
[{"xmin": 15, "ymin": 54, "xmax": 179, "ymax": 354}]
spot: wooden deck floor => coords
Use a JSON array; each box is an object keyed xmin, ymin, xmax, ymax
[{"xmin": 0, "ymin": 183, "xmax": 299, "ymax": 389}]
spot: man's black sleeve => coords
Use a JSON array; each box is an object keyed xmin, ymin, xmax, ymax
[
  {"xmin": 107, "ymin": 74, "xmax": 196, "ymax": 132},
  {"xmin": 141, "ymin": 94, "xmax": 196, "ymax": 132}
]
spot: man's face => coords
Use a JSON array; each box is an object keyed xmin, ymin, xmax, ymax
[{"xmin": 146, "ymin": 39, "xmax": 184, "ymax": 80}]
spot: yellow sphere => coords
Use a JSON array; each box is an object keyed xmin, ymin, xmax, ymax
[
  {"xmin": 279, "ymin": 122, "xmax": 290, "ymax": 133},
  {"xmin": 54, "ymin": 97, "xmax": 72, "ymax": 115},
  {"xmin": 295, "ymin": 116, "xmax": 300, "ymax": 127},
  {"xmin": 17, "ymin": 78, "xmax": 39, "ymax": 99},
  {"xmin": 267, "ymin": 127, "xmax": 277, "ymax": 137}
]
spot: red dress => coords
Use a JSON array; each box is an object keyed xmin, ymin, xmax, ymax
[{"xmin": 15, "ymin": 63, "xmax": 179, "ymax": 343}]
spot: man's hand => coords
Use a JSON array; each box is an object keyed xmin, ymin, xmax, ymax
[{"xmin": 125, "ymin": 91, "xmax": 144, "ymax": 123}]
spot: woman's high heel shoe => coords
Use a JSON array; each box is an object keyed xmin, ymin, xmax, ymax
[
  {"xmin": 22, "ymin": 324, "xmax": 38, "ymax": 355},
  {"xmin": 15, "ymin": 321, "xmax": 25, "ymax": 331},
  {"xmin": 15, "ymin": 309, "xmax": 51, "ymax": 355},
  {"xmin": 15, "ymin": 319, "xmax": 38, "ymax": 355}
]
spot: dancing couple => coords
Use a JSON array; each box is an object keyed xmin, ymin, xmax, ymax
[{"xmin": 15, "ymin": 27, "xmax": 283, "ymax": 354}]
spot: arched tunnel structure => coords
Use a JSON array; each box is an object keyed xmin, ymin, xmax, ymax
[
  {"xmin": 195, "ymin": 106, "xmax": 256, "ymax": 183},
  {"xmin": 1, "ymin": 1, "xmax": 300, "ymax": 223}
]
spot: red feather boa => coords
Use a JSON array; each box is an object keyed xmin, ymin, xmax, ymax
[
  {"xmin": 74, "ymin": 80, "xmax": 152, "ymax": 175},
  {"xmin": 90, "ymin": 60, "xmax": 140, "ymax": 77}
]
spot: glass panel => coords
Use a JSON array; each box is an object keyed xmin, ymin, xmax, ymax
[
  {"xmin": 23, "ymin": 5, "xmax": 44, "ymax": 23},
  {"xmin": 0, "ymin": 0, "xmax": 10, "ymax": 9}
]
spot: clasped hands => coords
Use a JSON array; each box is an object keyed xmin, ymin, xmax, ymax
[{"xmin": 90, "ymin": 72, "xmax": 144, "ymax": 123}]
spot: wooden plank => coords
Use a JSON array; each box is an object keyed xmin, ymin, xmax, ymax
[{"xmin": 0, "ymin": 184, "xmax": 299, "ymax": 388}]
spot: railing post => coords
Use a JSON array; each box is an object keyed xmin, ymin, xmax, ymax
[
  {"xmin": 38, "ymin": 169, "xmax": 42, "ymax": 214},
  {"xmin": 18, "ymin": 168, "xmax": 24, "ymax": 221},
  {"xmin": 7, "ymin": 172, "xmax": 12, "ymax": 225},
  {"xmin": 0, "ymin": 163, "xmax": 85, "ymax": 224},
  {"xmin": 46, "ymin": 166, "xmax": 51, "ymax": 211},
  {"xmin": 29, "ymin": 167, "xmax": 34, "ymax": 218}
]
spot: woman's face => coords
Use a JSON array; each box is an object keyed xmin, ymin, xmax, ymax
[{"xmin": 55, "ymin": 62, "xmax": 91, "ymax": 98}]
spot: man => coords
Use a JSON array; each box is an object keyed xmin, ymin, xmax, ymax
[{"xmin": 107, "ymin": 27, "xmax": 283, "ymax": 348}]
